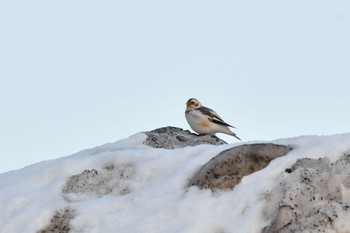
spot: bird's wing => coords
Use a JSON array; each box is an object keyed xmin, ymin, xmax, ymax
[{"xmin": 198, "ymin": 106, "xmax": 236, "ymax": 128}]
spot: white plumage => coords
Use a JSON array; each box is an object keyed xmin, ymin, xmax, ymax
[{"xmin": 185, "ymin": 98, "xmax": 241, "ymax": 140}]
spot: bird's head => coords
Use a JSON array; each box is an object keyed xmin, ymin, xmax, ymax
[{"xmin": 186, "ymin": 98, "xmax": 202, "ymax": 111}]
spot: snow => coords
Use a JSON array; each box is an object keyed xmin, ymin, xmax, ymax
[{"xmin": 1, "ymin": 132, "xmax": 350, "ymax": 233}]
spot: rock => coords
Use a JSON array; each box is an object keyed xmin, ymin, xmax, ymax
[
  {"xmin": 144, "ymin": 126, "xmax": 227, "ymax": 149},
  {"xmin": 263, "ymin": 155, "xmax": 350, "ymax": 233},
  {"xmin": 62, "ymin": 162, "xmax": 135, "ymax": 202},
  {"xmin": 38, "ymin": 208, "xmax": 75, "ymax": 233},
  {"xmin": 189, "ymin": 143, "xmax": 292, "ymax": 190}
]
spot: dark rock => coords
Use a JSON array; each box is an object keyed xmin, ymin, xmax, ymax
[
  {"xmin": 144, "ymin": 126, "xmax": 227, "ymax": 149},
  {"xmin": 263, "ymin": 155, "xmax": 350, "ymax": 233},
  {"xmin": 189, "ymin": 143, "xmax": 292, "ymax": 190}
]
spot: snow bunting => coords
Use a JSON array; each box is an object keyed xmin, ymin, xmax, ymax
[{"xmin": 185, "ymin": 98, "xmax": 241, "ymax": 140}]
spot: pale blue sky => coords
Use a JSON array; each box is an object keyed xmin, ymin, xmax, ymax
[{"xmin": 1, "ymin": 0, "xmax": 350, "ymax": 173}]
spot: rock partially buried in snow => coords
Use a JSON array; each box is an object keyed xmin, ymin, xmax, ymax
[
  {"xmin": 189, "ymin": 143, "xmax": 292, "ymax": 190},
  {"xmin": 62, "ymin": 162, "xmax": 135, "ymax": 202},
  {"xmin": 38, "ymin": 208, "xmax": 75, "ymax": 233},
  {"xmin": 144, "ymin": 126, "xmax": 227, "ymax": 149},
  {"xmin": 263, "ymin": 155, "xmax": 350, "ymax": 233}
]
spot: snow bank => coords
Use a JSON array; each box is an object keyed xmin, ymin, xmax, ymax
[{"xmin": 1, "ymin": 131, "xmax": 350, "ymax": 233}]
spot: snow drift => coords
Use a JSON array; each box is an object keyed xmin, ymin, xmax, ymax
[{"xmin": 1, "ymin": 127, "xmax": 350, "ymax": 233}]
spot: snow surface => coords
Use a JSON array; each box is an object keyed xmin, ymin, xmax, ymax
[{"xmin": 1, "ymin": 133, "xmax": 350, "ymax": 233}]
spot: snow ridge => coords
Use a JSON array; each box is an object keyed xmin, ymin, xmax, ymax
[{"xmin": 1, "ymin": 131, "xmax": 350, "ymax": 233}]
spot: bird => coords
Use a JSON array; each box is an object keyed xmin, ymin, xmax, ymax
[{"xmin": 185, "ymin": 98, "xmax": 241, "ymax": 140}]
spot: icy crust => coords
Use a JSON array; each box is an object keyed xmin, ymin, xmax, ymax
[{"xmin": 264, "ymin": 155, "xmax": 350, "ymax": 233}]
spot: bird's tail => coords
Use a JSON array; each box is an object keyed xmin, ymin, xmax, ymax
[
  {"xmin": 233, "ymin": 134, "xmax": 242, "ymax": 141},
  {"xmin": 227, "ymin": 129, "xmax": 241, "ymax": 141}
]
